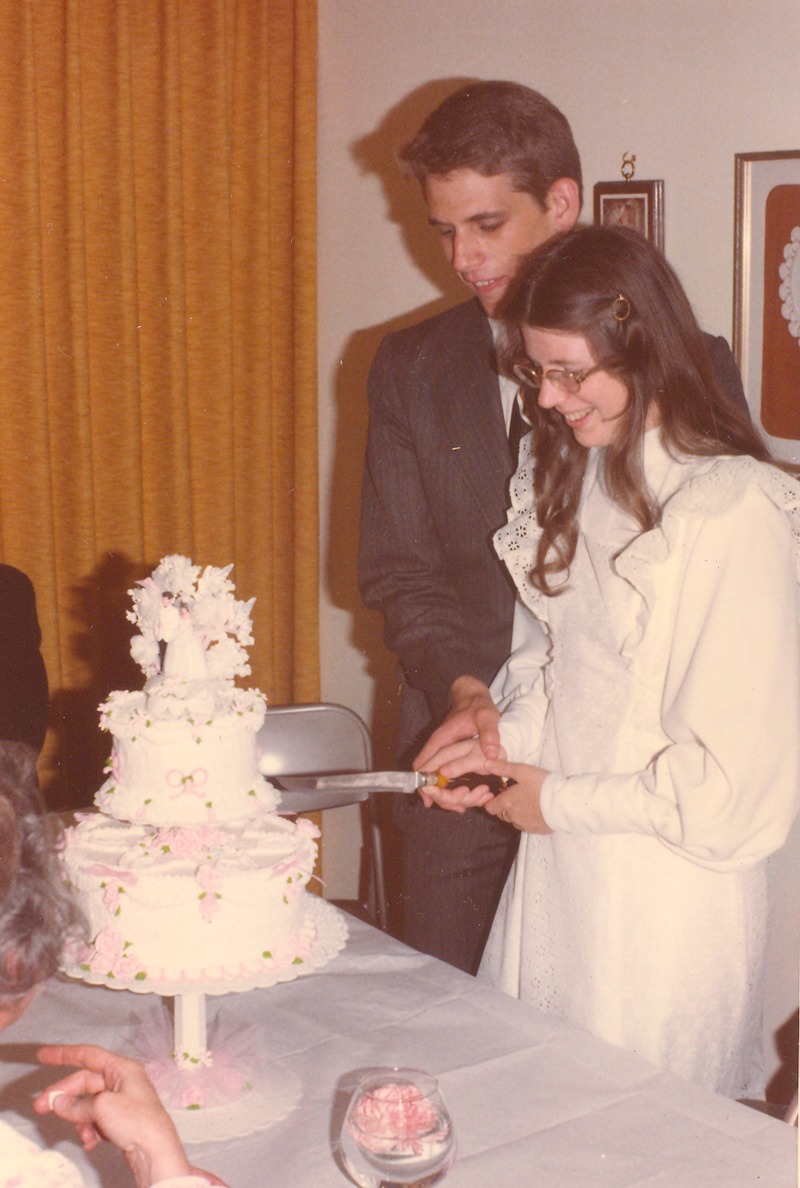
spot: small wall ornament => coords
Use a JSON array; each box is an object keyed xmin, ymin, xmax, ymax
[{"xmin": 593, "ymin": 153, "xmax": 664, "ymax": 250}]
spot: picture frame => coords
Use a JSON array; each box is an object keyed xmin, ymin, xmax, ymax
[
  {"xmin": 733, "ymin": 150, "xmax": 800, "ymax": 465},
  {"xmin": 593, "ymin": 179, "xmax": 664, "ymax": 251}
]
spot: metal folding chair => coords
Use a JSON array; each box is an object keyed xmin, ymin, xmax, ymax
[{"xmin": 256, "ymin": 702, "xmax": 387, "ymax": 930}]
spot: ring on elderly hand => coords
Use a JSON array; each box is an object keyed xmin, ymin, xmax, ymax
[
  {"xmin": 500, "ymin": 809, "xmax": 509, "ymax": 822},
  {"xmin": 48, "ymin": 1090, "xmax": 67, "ymax": 1111}
]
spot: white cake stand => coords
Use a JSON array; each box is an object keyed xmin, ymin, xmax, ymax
[{"xmin": 61, "ymin": 896, "xmax": 348, "ymax": 1141}]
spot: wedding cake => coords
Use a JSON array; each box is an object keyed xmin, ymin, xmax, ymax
[{"xmin": 61, "ymin": 555, "xmax": 345, "ymax": 991}]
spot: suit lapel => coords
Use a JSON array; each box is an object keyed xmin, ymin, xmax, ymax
[{"xmin": 436, "ymin": 302, "xmax": 514, "ymax": 533}]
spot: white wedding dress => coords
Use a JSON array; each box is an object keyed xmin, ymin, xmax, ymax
[{"xmin": 481, "ymin": 432, "xmax": 800, "ymax": 1098}]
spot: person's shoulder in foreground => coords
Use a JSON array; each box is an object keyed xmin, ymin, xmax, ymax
[{"xmin": 0, "ymin": 563, "xmax": 49, "ymax": 753}]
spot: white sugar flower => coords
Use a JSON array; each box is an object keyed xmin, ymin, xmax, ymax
[{"xmin": 126, "ymin": 556, "xmax": 256, "ymax": 682}]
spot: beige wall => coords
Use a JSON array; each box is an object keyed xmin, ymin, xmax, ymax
[{"xmin": 317, "ymin": 0, "xmax": 800, "ymax": 1094}]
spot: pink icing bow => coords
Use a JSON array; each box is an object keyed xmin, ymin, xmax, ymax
[{"xmin": 167, "ymin": 768, "xmax": 209, "ymax": 798}]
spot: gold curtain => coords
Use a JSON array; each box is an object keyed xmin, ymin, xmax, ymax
[{"xmin": 0, "ymin": 1, "xmax": 319, "ymax": 804}]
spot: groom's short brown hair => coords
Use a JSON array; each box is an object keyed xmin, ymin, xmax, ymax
[{"xmin": 398, "ymin": 80, "xmax": 583, "ymax": 211}]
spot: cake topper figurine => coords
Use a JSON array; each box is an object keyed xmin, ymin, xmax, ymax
[
  {"xmin": 157, "ymin": 593, "xmax": 210, "ymax": 680},
  {"xmin": 128, "ymin": 555, "xmax": 256, "ymax": 681}
]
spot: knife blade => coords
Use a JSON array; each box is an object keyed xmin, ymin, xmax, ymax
[{"xmin": 269, "ymin": 770, "xmax": 514, "ymax": 795}]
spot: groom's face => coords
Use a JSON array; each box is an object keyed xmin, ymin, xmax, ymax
[{"xmin": 423, "ymin": 168, "xmax": 570, "ymax": 316}]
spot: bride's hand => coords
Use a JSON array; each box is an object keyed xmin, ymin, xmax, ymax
[{"xmin": 482, "ymin": 759, "xmax": 553, "ymax": 834}]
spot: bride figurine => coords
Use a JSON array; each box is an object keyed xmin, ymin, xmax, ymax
[{"xmin": 156, "ymin": 593, "xmax": 209, "ymax": 680}]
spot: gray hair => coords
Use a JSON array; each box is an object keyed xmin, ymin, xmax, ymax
[{"xmin": 0, "ymin": 742, "xmax": 84, "ymax": 999}]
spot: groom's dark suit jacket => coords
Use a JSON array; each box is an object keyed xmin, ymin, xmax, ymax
[{"xmin": 359, "ymin": 298, "xmax": 748, "ymax": 864}]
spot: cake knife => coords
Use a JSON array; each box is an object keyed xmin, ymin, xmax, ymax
[{"xmin": 271, "ymin": 771, "xmax": 515, "ymax": 794}]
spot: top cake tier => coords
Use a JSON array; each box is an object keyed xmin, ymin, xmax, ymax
[
  {"xmin": 94, "ymin": 555, "xmax": 280, "ymax": 825},
  {"xmin": 97, "ymin": 681, "xmax": 278, "ymax": 825}
]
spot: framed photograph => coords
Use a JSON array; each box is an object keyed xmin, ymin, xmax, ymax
[
  {"xmin": 593, "ymin": 180, "xmax": 664, "ymax": 250},
  {"xmin": 733, "ymin": 150, "xmax": 800, "ymax": 465}
]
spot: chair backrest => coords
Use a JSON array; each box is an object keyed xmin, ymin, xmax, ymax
[{"xmin": 256, "ymin": 702, "xmax": 372, "ymax": 777}]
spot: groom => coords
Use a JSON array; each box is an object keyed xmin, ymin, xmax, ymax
[{"xmin": 358, "ymin": 80, "xmax": 747, "ymax": 974}]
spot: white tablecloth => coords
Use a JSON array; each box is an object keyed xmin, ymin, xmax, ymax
[{"xmin": 0, "ymin": 912, "xmax": 795, "ymax": 1186}]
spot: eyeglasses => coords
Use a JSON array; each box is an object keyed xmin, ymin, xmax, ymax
[{"xmin": 512, "ymin": 359, "xmax": 609, "ymax": 396}]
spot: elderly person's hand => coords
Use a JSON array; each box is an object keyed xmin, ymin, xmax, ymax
[{"xmin": 34, "ymin": 1044, "xmax": 226, "ymax": 1187}]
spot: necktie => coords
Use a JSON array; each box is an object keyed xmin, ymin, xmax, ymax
[{"xmin": 508, "ymin": 396, "xmax": 530, "ymax": 464}]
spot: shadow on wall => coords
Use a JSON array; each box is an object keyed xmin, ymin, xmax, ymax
[
  {"xmin": 350, "ymin": 76, "xmax": 478, "ymax": 301},
  {"xmin": 46, "ymin": 553, "xmax": 149, "ymax": 811},
  {"xmin": 767, "ymin": 1008, "xmax": 798, "ymax": 1107},
  {"xmin": 323, "ymin": 78, "xmax": 477, "ymax": 769},
  {"xmin": 764, "ymin": 805, "xmax": 800, "ymax": 1105}
]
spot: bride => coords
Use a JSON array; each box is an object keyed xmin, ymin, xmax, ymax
[{"xmin": 415, "ymin": 225, "xmax": 800, "ymax": 1099}]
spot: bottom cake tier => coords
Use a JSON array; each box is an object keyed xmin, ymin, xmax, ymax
[{"xmin": 60, "ymin": 810, "xmax": 340, "ymax": 990}]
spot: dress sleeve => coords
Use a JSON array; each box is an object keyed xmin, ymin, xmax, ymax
[
  {"xmin": 492, "ymin": 599, "xmax": 549, "ymax": 762},
  {"xmin": 540, "ymin": 484, "xmax": 800, "ymax": 870}
]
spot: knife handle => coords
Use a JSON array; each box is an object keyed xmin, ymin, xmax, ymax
[{"xmin": 422, "ymin": 772, "xmax": 516, "ymax": 794}]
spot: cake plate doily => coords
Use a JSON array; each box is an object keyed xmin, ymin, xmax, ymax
[{"xmin": 60, "ymin": 897, "xmax": 348, "ymax": 1141}]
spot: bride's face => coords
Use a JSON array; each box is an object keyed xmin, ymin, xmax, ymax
[{"xmin": 521, "ymin": 326, "xmax": 658, "ymax": 448}]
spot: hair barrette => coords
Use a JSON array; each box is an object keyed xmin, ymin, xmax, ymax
[{"xmin": 611, "ymin": 294, "xmax": 631, "ymax": 322}]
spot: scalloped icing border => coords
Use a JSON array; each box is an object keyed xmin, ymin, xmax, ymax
[
  {"xmin": 59, "ymin": 896, "xmax": 349, "ymax": 997},
  {"xmin": 779, "ymin": 226, "xmax": 800, "ymax": 344}
]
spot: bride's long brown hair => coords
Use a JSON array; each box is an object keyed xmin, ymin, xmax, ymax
[{"xmin": 500, "ymin": 225, "xmax": 769, "ymax": 594}]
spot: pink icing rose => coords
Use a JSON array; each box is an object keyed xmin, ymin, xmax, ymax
[
  {"xmin": 265, "ymin": 938, "xmax": 301, "ymax": 970},
  {"xmin": 178, "ymin": 1083, "xmax": 206, "ymax": 1110},
  {"xmin": 84, "ymin": 928, "xmax": 144, "ymax": 980},
  {"xmin": 347, "ymin": 1083, "xmax": 447, "ymax": 1157},
  {"xmin": 113, "ymin": 950, "xmax": 142, "ymax": 979},
  {"xmin": 160, "ymin": 827, "xmax": 196, "ymax": 857},
  {"xmin": 91, "ymin": 927, "xmax": 123, "ymax": 966}
]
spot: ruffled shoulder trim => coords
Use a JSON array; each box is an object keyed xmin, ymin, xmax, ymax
[
  {"xmin": 615, "ymin": 456, "xmax": 800, "ymax": 656},
  {"xmin": 493, "ymin": 438, "xmax": 554, "ymax": 620},
  {"xmin": 494, "ymin": 451, "xmax": 800, "ymax": 640}
]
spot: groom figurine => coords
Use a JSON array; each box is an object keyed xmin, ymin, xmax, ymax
[{"xmin": 358, "ymin": 80, "xmax": 746, "ymax": 974}]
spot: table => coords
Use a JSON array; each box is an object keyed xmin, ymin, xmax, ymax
[{"xmin": 0, "ymin": 913, "xmax": 795, "ymax": 1186}]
